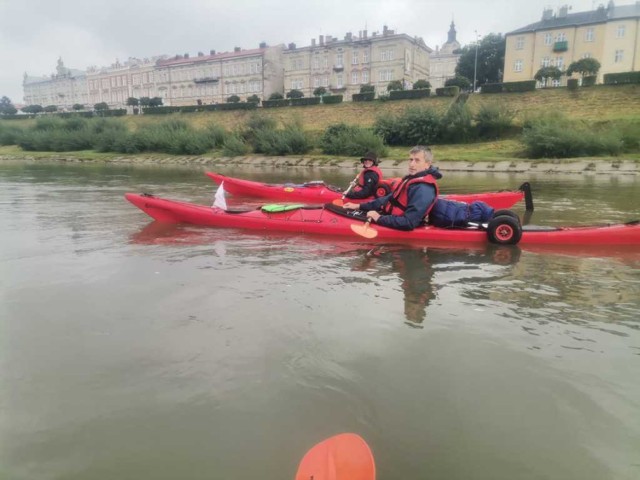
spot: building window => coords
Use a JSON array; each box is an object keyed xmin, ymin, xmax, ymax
[
  {"xmin": 516, "ymin": 36, "xmax": 525, "ymax": 50},
  {"xmin": 351, "ymin": 72, "xmax": 358, "ymax": 84},
  {"xmin": 552, "ymin": 79, "xmax": 560, "ymax": 87},
  {"xmin": 314, "ymin": 77, "xmax": 320, "ymax": 87},
  {"xmin": 313, "ymin": 57, "xmax": 319, "ymax": 69},
  {"xmin": 352, "ymin": 51, "xmax": 358, "ymax": 64},
  {"xmin": 583, "ymin": 53, "xmax": 591, "ymax": 59},
  {"xmin": 556, "ymin": 32, "xmax": 566, "ymax": 41},
  {"xmin": 616, "ymin": 25, "xmax": 625, "ymax": 38},
  {"xmin": 322, "ymin": 76, "xmax": 328, "ymax": 87},
  {"xmin": 362, "ymin": 70, "xmax": 369, "ymax": 83},
  {"xmin": 336, "ymin": 53, "xmax": 343, "ymax": 67},
  {"xmin": 378, "ymin": 69, "xmax": 393, "ymax": 81},
  {"xmin": 323, "ymin": 57, "xmax": 328, "ymax": 69},
  {"xmin": 541, "ymin": 57, "xmax": 550, "ymax": 67},
  {"xmin": 544, "ymin": 33, "xmax": 552, "ymax": 45},
  {"xmin": 363, "ymin": 51, "xmax": 369, "ymax": 63},
  {"xmin": 380, "ymin": 50, "xmax": 394, "ymax": 61},
  {"xmin": 615, "ymin": 49, "xmax": 623, "ymax": 63},
  {"xmin": 585, "ymin": 28, "xmax": 594, "ymax": 42},
  {"xmin": 336, "ymin": 75, "xmax": 343, "ymax": 88},
  {"xmin": 514, "ymin": 60, "xmax": 523, "ymax": 72},
  {"xmin": 555, "ymin": 57, "xmax": 564, "ymax": 69}
]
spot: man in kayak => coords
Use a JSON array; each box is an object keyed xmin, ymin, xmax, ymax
[
  {"xmin": 344, "ymin": 151, "xmax": 383, "ymax": 199},
  {"xmin": 343, "ymin": 145, "xmax": 441, "ymax": 231}
]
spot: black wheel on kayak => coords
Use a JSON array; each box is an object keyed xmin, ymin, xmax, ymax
[
  {"xmin": 487, "ymin": 215, "xmax": 522, "ymax": 245},
  {"xmin": 492, "ymin": 209, "xmax": 520, "ymax": 223},
  {"xmin": 375, "ymin": 184, "xmax": 391, "ymax": 198}
]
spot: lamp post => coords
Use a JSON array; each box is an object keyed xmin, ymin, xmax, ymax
[{"xmin": 473, "ymin": 30, "xmax": 479, "ymax": 93}]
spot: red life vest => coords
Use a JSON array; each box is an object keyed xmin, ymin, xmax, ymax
[
  {"xmin": 382, "ymin": 174, "xmax": 439, "ymax": 217},
  {"xmin": 355, "ymin": 166, "xmax": 383, "ymax": 189}
]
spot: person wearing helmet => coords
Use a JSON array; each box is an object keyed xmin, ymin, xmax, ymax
[{"xmin": 344, "ymin": 151, "xmax": 383, "ymax": 199}]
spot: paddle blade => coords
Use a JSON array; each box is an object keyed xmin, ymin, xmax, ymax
[
  {"xmin": 295, "ymin": 433, "xmax": 375, "ymax": 480},
  {"xmin": 351, "ymin": 222, "xmax": 378, "ymax": 239},
  {"xmin": 332, "ymin": 198, "xmax": 345, "ymax": 206}
]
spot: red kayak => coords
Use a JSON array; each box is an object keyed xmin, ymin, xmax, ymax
[
  {"xmin": 125, "ymin": 193, "xmax": 640, "ymax": 247},
  {"xmin": 295, "ymin": 433, "xmax": 375, "ymax": 480},
  {"xmin": 206, "ymin": 172, "xmax": 533, "ymax": 210}
]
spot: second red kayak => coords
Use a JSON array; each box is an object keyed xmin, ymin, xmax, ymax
[{"xmin": 206, "ymin": 172, "xmax": 533, "ymax": 210}]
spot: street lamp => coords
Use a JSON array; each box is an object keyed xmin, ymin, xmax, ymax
[{"xmin": 473, "ymin": 30, "xmax": 479, "ymax": 93}]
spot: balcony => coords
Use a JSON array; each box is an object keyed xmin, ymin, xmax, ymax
[
  {"xmin": 193, "ymin": 76, "xmax": 219, "ymax": 84},
  {"xmin": 553, "ymin": 41, "xmax": 568, "ymax": 52},
  {"xmin": 332, "ymin": 64, "xmax": 344, "ymax": 72},
  {"xmin": 330, "ymin": 85, "xmax": 346, "ymax": 92}
]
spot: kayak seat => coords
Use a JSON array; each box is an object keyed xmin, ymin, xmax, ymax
[{"xmin": 324, "ymin": 203, "xmax": 369, "ymax": 222}]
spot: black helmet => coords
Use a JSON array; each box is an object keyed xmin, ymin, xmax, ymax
[{"xmin": 360, "ymin": 151, "xmax": 379, "ymax": 166}]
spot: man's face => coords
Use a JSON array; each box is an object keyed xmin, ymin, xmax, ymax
[{"xmin": 408, "ymin": 150, "xmax": 430, "ymax": 175}]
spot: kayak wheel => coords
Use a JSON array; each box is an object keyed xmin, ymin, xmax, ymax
[
  {"xmin": 375, "ymin": 184, "xmax": 391, "ymax": 198},
  {"xmin": 492, "ymin": 209, "xmax": 520, "ymax": 222},
  {"xmin": 488, "ymin": 215, "xmax": 522, "ymax": 245}
]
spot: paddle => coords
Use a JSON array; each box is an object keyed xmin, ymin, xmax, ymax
[
  {"xmin": 350, "ymin": 218, "xmax": 378, "ymax": 239},
  {"xmin": 295, "ymin": 433, "xmax": 376, "ymax": 480},
  {"xmin": 332, "ymin": 173, "xmax": 360, "ymax": 206}
]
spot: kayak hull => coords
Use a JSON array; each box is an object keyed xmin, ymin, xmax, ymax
[
  {"xmin": 206, "ymin": 172, "xmax": 529, "ymax": 210},
  {"xmin": 125, "ymin": 193, "xmax": 640, "ymax": 247}
]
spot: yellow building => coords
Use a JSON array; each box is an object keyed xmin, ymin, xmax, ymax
[{"xmin": 504, "ymin": 2, "xmax": 640, "ymax": 85}]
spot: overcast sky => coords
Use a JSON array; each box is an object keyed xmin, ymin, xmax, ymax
[{"xmin": 1, "ymin": 0, "xmax": 601, "ymax": 103}]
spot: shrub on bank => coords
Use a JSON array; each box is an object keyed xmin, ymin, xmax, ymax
[
  {"xmin": 440, "ymin": 103, "xmax": 474, "ymax": 143},
  {"xmin": 0, "ymin": 122, "xmax": 24, "ymax": 145},
  {"xmin": 374, "ymin": 107, "xmax": 441, "ymax": 145},
  {"xmin": 522, "ymin": 113, "xmax": 624, "ymax": 158},
  {"xmin": 252, "ymin": 122, "xmax": 313, "ymax": 155},
  {"xmin": 319, "ymin": 123, "xmax": 387, "ymax": 156},
  {"xmin": 222, "ymin": 135, "xmax": 251, "ymax": 156},
  {"xmin": 474, "ymin": 103, "xmax": 517, "ymax": 139}
]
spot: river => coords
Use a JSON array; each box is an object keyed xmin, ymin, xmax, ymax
[{"xmin": 1, "ymin": 161, "xmax": 639, "ymax": 480}]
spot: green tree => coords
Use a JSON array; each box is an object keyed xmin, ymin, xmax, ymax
[
  {"xmin": 360, "ymin": 84, "xmax": 375, "ymax": 94},
  {"xmin": 566, "ymin": 58, "xmax": 601, "ymax": 78},
  {"xmin": 139, "ymin": 97, "xmax": 151, "ymax": 108},
  {"xmin": 246, "ymin": 94, "xmax": 260, "ymax": 104},
  {"xmin": 286, "ymin": 89, "xmax": 304, "ymax": 99},
  {"xmin": 534, "ymin": 66, "xmax": 563, "ymax": 86},
  {"xmin": 227, "ymin": 95, "xmax": 240, "ymax": 103},
  {"xmin": 22, "ymin": 104, "xmax": 44, "ymax": 114},
  {"xmin": 445, "ymin": 75, "xmax": 472, "ymax": 90},
  {"xmin": 0, "ymin": 96, "xmax": 17, "ymax": 115},
  {"xmin": 126, "ymin": 97, "xmax": 139, "ymax": 107},
  {"xmin": 386, "ymin": 80, "xmax": 403, "ymax": 92},
  {"xmin": 149, "ymin": 97, "xmax": 163, "ymax": 107},
  {"xmin": 269, "ymin": 92, "xmax": 284, "ymax": 100},
  {"xmin": 455, "ymin": 33, "xmax": 506, "ymax": 88},
  {"xmin": 94, "ymin": 102, "xmax": 109, "ymax": 111},
  {"xmin": 412, "ymin": 79, "xmax": 431, "ymax": 90},
  {"xmin": 313, "ymin": 87, "xmax": 327, "ymax": 96},
  {"xmin": 44, "ymin": 105, "xmax": 58, "ymax": 113},
  {"xmin": 72, "ymin": 103, "xmax": 84, "ymax": 111}
]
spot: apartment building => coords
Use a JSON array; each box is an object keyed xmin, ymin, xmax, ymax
[
  {"xmin": 430, "ymin": 21, "xmax": 462, "ymax": 89},
  {"xmin": 154, "ymin": 44, "xmax": 284, "ymax": 106},
  {"xmin": 282, "ymin": 26, "xmax": 432, "ymax": 100},
  {"xmin": 87, "ymin": 57, "xmax": 162, "ymax": 107},
  {"xmin": 23, "ymin": 58, "xmax": 88, "ymax": 109},
  {"xmin": 504, "ymin": 1, "xmax": 640, "ymax": 85}
]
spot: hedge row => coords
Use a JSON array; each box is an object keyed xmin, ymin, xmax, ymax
[
  {"xmin": 290, "ymin": 97, "xmax": 321, "ymax": 106},
  {"xmin": 0, "ymin": 114, "xmax": 36, "ymax": 120},
  {"xmin": 389, "ymin": 89, "xmax": 431, "ymax": 100},
  {"xmin": 143, "ymin": 103, "xmax": 256, "ymax": 115},
  {"xmin": 603, "ymin": 71, "xmax": 640, "ymax": 84},
  {"xmin": 481, "ymin": 81, "xmax": 536, "ymax": 94},
  {"xmin": 262, "ymin": 99, "xmax": 290, "ymax": 108},
  {"xmin": 352, "ymin": 92, "xmax": 375, "ymax": 102},
  {"xmin": 322, "ymin": 95, "xmax": 343, "ymax": 104},
  {"xmin": 435, "ymin": 86, "xmax": 460, "ymax": 97}
]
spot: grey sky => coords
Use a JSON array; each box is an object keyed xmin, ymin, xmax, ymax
[{"xmin": 1, "ymin": 0, "xmax": 598, "ymax": 103}]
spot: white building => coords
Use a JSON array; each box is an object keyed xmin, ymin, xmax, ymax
[
  {"xmin": 429, "ymin": 21, "xmax": 462, "ymax": 89},
  {"xmin": 23, "ymin": 58, "xmax": 88, "ymax": 109}
]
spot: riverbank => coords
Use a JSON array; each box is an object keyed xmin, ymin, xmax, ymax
[{"xmin": 2, "ymin": 146, "xmax": 639, "ymax": 175}]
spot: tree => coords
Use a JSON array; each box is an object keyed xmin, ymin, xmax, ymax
[
  {"xmin": 566, "ymin": 58, "xmax": 601, "ymax": 78},
  {"xmin": 313, "ymin": 87, "xmax": 327, "ymax": 97},
  {"xmin": 22, "ymin": 104, "xmax": 43, "ymax": 114},
  {"xmin": 226, "ymin": 95, "xmax": 240, "ymax": 103},
  {"xmin": 269, "ymin": 92, "xmax": 284, "ymax": 100},
  {"xmin": 94, "ymin": 102, "xmax": 109, "ymax": 111},
  {"xmin": 386, "ymin": 80, "xmax": 403, "ymax": 92},
  {"xmin": 286, "ymin": 89, "xmax": 304, "ymax": 99},
  {"xmin": 534, "ymin": 66, "xmax": 563, "ymax": 86},
  {"xmin": 455, "ymin": 33, "xmax": 506, "ymax": 87},
  {"xmin": 445, "ymin": 75, "xmax": 472, "ymax": 90},
  {"xmin": 246, "ymin": 94, "xmax": 260, "ymax": 104},
  {"xmin": 126, "ymin": 97, "xmax": 139, "ymax": 107},
  {"xmin": 44, "ymin": 105, "xmax": 58, "ymax": 113},
  {"xmin": 139, "ymin": 97, "xmax": 151, "ymax": 108},
  {"xmin": 360, "ymin": 84, "xmax": 375, "ymax": 94},
  {"xmin": 72, "ymin": 104, "xmax": 84, "ymax": 111},
  {"xmin": 0, "ymin": 96, "xmax": 17, "ymax": 115},
  {"xmin": 412, "ymin": 79, "xmax": 431, "ymax": 90},
  {"xmin": 149, "ymin": 97, "xmax": 163, "ymax": 107}
]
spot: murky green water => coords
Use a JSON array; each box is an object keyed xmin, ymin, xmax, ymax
[{"xmin": 1, "ymin": 161, "xmax": 639, "ymax": 480}]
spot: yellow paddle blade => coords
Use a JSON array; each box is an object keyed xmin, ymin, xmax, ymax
[
  {"xmin": 332, "ymin": 198, "xmax": 345, "ymax": 206},
  {"xmin": 350, "ymin": 222, "xmax": 378, "ymax": 239}
]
